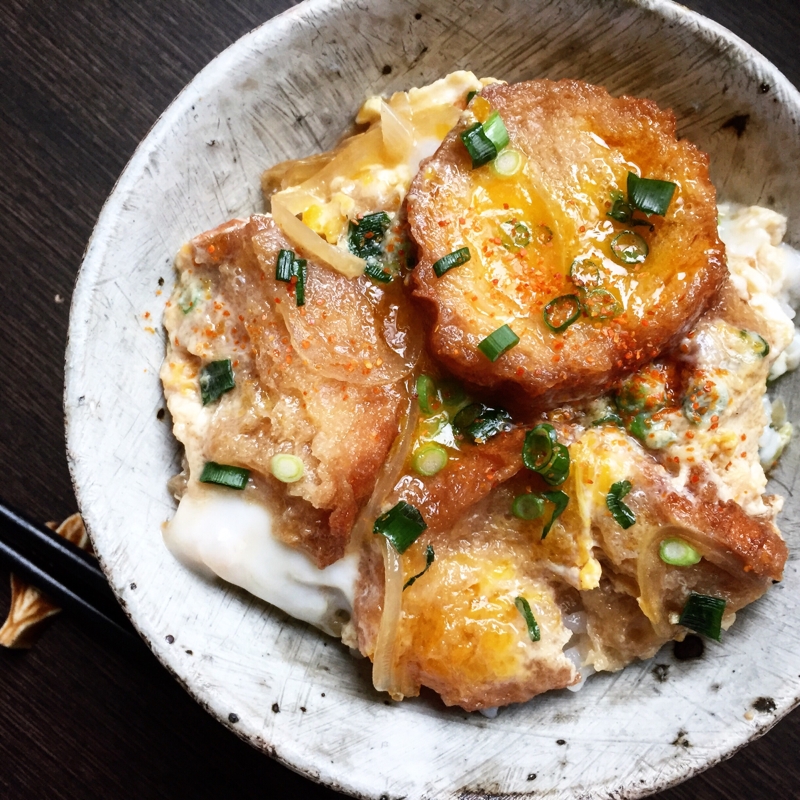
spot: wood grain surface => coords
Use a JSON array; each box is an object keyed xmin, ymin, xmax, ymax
[{"xmin": 2, "ymin": 0, "xmax": 799, "ymax": 797}]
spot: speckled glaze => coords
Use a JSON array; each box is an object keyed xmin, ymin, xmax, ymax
[{"xmin": 64, "ymin": 1, "xmax": 800, "ymax": 798}]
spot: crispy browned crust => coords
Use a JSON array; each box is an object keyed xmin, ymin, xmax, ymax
[
  {"xmin": 407, "ymin": 79, "xmax": 726, "ymax": 407},
  {"xmin": 392, "ymin": 427, "xmax": 525, "ymax": 532},
  {"xmin": 181, "ymin": 216, "xmax": 414, "ymax": 567}
]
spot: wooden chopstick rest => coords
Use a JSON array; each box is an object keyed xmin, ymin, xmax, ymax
[{"xmin": 0, "ymin": 513, "xmax": 88, "ymax": 649}]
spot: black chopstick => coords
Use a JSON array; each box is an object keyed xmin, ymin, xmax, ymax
[{"xmin": 0, "ymin": 502, "xmax": 138, "ymax": 645}]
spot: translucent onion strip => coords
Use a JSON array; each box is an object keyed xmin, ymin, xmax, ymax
[
  {"xmin": 271, "ymin": 195, "xmax": 365, "ymax": 279},
  {"xmin": 380, "ymin": 100, "xmax": 414, "ymax": 163},
  {"xmin": 372, "ymin": 537, "xmax": 405, "ymax": 698}
]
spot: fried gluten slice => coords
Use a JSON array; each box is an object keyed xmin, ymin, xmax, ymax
[
  {"xmin": 406, "ymin": 79, "xmax": 726, "ymax": 407},
  {"xmin": 161, "ymin": 215, "xmax": 422, "ymax": 567}
]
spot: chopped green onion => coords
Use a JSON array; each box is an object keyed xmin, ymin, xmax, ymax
[
  {"xmin": 581, "ymin": 288, "xmax": 621, "ymax": 320},
  {"xmin": 432, "ymin": 246, "xmax": 471, "ymax": 278},
  {"xmin": 178, "ymin": 286, "xmax": 198, "ymax": 314},
  {"xmin": 682, "ymin": 378, "xmax": 730, "ymax": 425},
  {"xmin": 591, "ymin": 412, "xmax": 624, "ymax": 427},
  {"xmin": 606, "ymin": 480, "xmax": 636, "ymax": 529},
  {"xmin": 466, "ymin": 90, "xmax": 478, "ymax": 104},
  {"xmin": 294, "ymin": 258, "xmax": 307, "ymax": 306},
  {"xmin": 512, "ymin": 493, "xmax": 545, "ymax": 520},
  {"xmin": 491, "ymin": 148, "xmax": 523, "ymax": 177},
  {"xmin": 500, "ymin": 220, "xmax": 531, "ymax": 249},
  {"xmin": 540, "ymin": 490, "xmax": 569, "ymax": 539},
  {"xmin": 544, "ymin": 294, "xmax": 581, "ymax": 333},
  {"xmin": 679, "ymin": 592, "xmax": 726, "ymax": 641},
  {"xmin": 269, "ymin": 453, "xmax": 305, "ymax": 483},
  {"xmin": 411, "ymin": 443, "xmax": 449, "ymax": 476},
  {"xmin": 478, "ymin": 324, "xmax": 520, "ymax": 361},
  {"xmin": 615, "ymin": 367, "xmax": 669, "ymax": 414},
  {"xmin": 438, "ymin": 378, "xmax": 466, "ymax": 408},
  {"xmin": 348, "ymin": 212, "xmax": 393, "ymax": 283},
  {"xmin": 536, "ymin": 225, "xmax": 554, "ymax": 245},
  {"xmin": 373, "ymin": 501, "xmax": 428, "ymax": 554},
  {"xmin": 611, "ymin": 230, "xmax": 649, "ymax": 264},
  {"xmin": 453, "ymin": 402, "xmax": 512, "ymax": 444},
  {"xmin": 416, "ymin": 374, "xmax": 441, "ymax": 415},
  {"xmin": 569, "ymin": 259, "xmax": 601, "ymax": 288},
  {"xmin": 522, "ymin": 423, "xmax": 558, "ymax": 471},
  {"xmin": 659, "ymin": 537, "xmax": 702, "ymax": 566},
  {"xmin": 363, "ymin": 259, "xmax": 393, "ymax": 283},
  {"xmin": 199, "ymin": 359, "xmax": 235, "ymax": 405},
  {"xmin": 482, "ymin": 111, "xmax": 510, "ymax": 151},
  {"xmin": 627, "ymin": 172, "xmax": 677, "ymax": 217},
  {"xmin": 403, "ymin": 544, "xmax": 435, "ymax": 590},
  {"xmin": 628, "ymin": 412, "xmax": 677, "ymax": 449},
  {"xmin": 199, "ymin": 461, "xmax": 250, "ymax": 490},
  {"xmin": 275, "ymin": 249, "xmax": 295, "ymax": 282},
  {"xmin": 522, "ymin": 424, "xmax": 569, "ymax": 485},
  {"xmin": 460, "ymin": 122, "xmax": 497, "ymax": 168},
  {"xmin": 539, "ymin": 443, "xmax": 570, "ymax": 486},
  {"xmin": 348, "ymin": 212, "xmax": 391, "ymax": 258},
  {"xmin": 740, "ymin": 329, "xmax": 770, "ymax": 357},
  {"xmin": 607, "ymin": 189, "xmax": 633, "ymax": 223},
  {"xmin": 515, "ymin": 596, "xmax": 541, "ymax": 642}
]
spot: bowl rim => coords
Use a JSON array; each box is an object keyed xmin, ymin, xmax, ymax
[{"xmin": 64, "ymin": 1, "xmax": 800, "ymax": 798}]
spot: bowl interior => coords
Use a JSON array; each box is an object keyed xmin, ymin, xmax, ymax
[{"xmin": 65, "ymin": 1, "xmax": 800, "ymax": 798}]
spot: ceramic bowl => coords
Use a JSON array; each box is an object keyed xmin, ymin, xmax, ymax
[{"xmin": 65, "ymin": 0, "xmax": 800, "ymax": 797}]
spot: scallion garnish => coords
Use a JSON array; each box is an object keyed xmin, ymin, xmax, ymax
[
  {"xmin": 199, "ymin": 461, "xmax": 250, "ymax": 490},
  {"xmin": 348, "ymin": 211, "xmax": 393, "ymax": 283},
  {"xmin": 543, "ymin": 294, "xmax": 581, "ymax": 333},
  {"xmin": 591, "ymin": 412, "xmax": 623, "ymax": 427},
  {"xmin": 512, "ymin": 493, "xmax": 545, "ymax": 520},
  {"xmin": 682, "ymin": 379, "xmax": 730, "ymax": 425},
  {"xmin": 403, "ymin": 544, "xmax": 435, "ymax": 590},
  {"xmin": 539, "ymin": 443, "xmax": 570, "ymax": 486},
  {"xmin": 569, "ymin": 259, "xmax": 601, "ymax": 288},
  {"xmin": 522, "ymin": 424, "xmax": 570, "ymax": 486},
  {"xmin": 515, "ymin": 596, "xmax": 541, "ymax": 642},
  {"xmin": 522, "ymin": 423, "xmax": 557, "ymax": 471},
  {"xmin": 373, "ymin": 501, "xmax": 428, "ymax": 554},
  {"xmin": 477, "ymin": 324, "xmax": 520, "ymax": 362},
  {"xmin": 416, "ymin": 374, "xmax": 441, "ymax": 415},
  {"xmin": 627, "ymin": 172, "xmax": 677, "ymax": 217},
  {"xmin": 466, "ymin": 90, "xmax": 478, "ymax": 104},
  {"xmin": 611, "ymin": 230, "xmax": 649, "ymax": 265},
  {"xmin": 659, "ymin": 537, "xmax": 702, "ymax": 566},
  {"xmin": 178, "ymin": 286, "xmax": 198, "ymax": 314},
  {"xmin": 491, "ymin": 148, "xmax": 523, "ymax": 177},
  {"xmin": 438, "ymin": 378, "xmax": 466, "ymax": 408},
  {"xmin": 581, "ymin": 288, "xmax": 621, "ymax": 320},
  {"xmin": 460, "ymin": 122, "xmax": 497, "ymax": 168},
  {"xmin": 269, "ymin": 453, "xmax": 305, "ymax": 483},
  {"xmin": 627, "ymin": 412, "xmax": 677, "ymax": 449},
  {"xmin": 275, "ymin": 249, "xmax": 295, "ymax": 283},
  {"xmin": 452, "ymin": 402, "xmax": 512, "ymax": 444},
  {"xmin": 199, "ymin": 359, "xmax": 235, "ymax": 405},
  {"xmin": 432, "ymin": 246, "xmax": 471, "ymax": 277},
  {"xmin": 294, "ymin": 258, "xmax": 307, "ymax": 306},
  {"xmin": 607, "ymin": 189, "xmax": 633, "ymax": 223},
  {"xmin": 740, "ymin": 329, "xmax": 770, "ymax": 357},
  {"xmin": 540, "ymin": 490, "xmax": 569, "ymax": 539},
  {"xmin": 500, "ymin": 220, "xmax": 531, "ymax": 249},
  {"xmin": 679, "ymin": 592, "xmax": 726, "ymax": 641},
  {"xmin": 411, "ymin": 443, "xmax": 449, "ymax": 477},
  {"xmin": 606, "ymin": 480, "xmax": 636, "ymax": 529},
  {"xmin": 482, "ymin": 111, "xmax": 510, "ymax": 151}
]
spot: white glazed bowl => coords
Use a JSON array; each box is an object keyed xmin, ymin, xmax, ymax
[{"xmin": 65, "ymin": 1, "xmax": 800, "ymax": 797}]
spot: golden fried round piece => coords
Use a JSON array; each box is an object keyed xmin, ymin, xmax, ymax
[{"xmin": 406, "ymin": 79, "xmax": 726, "ymax": 406}]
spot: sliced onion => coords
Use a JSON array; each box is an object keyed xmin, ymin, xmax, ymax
[
  {"xmin": 271, "ymin": 195, "xmax": 365, "ymax": 279},
  {"xmin": 380, "ymin": 99, "xmax": 414, "ymax": 163}
]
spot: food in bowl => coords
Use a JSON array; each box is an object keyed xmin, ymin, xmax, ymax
[{"xmin": 159, "ymin": 72, "xmax": 799, "ymax": 712}]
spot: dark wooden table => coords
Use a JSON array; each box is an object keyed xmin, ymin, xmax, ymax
[{"xmin": 2, "ymin": 1, "xmax": 799, "ymax": 797}]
